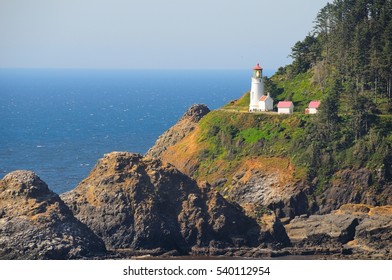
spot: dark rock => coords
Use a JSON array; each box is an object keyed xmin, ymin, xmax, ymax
[
  {"xmin": 258, "ymin": 213, "xmax": 291, "ymax": 248},
  {"xmin": 211, "ymin": 178, "xmax": 227, "ymax": 188},
  {"xmin": 285, "ymin": 204, "xmax": 392, "ymax": 259},
  {"xmin": 0, "ymin": 170, "xmax": 106, "ymax": 259},
  {"xmin": 285, "ymin": 213, "xmax": 360, "ymax": 247},
  {"xmin": 61, "ymin": 152, "xmax": 261, "ymax": 253},
  {"xmin": 319, "ymin": 168, "xmax": 392, "ymax": 214},
  {"xmin": 352, "ymin": 206, "xmax": 392, "ymax": 257}
]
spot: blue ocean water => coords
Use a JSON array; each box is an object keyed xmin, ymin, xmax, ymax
[{"xmin": 0, "ymin": 68, "xmax": 273, "ymax": 194}]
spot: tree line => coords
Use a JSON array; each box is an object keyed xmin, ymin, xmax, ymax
[
  {"xmin": 290, "ymin": 0, "xmax": 392, "ymax": 103},
  {"xmin": 275, "ymin": 0, "xmax": 392, "ymax": 187}
]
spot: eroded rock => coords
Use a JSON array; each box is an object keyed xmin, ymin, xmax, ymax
[
  {"xmin": 0, "ymin": 170, "xmax": 106, "ymax": 259},
  {"xmin": 61, "ymin": 152, "xmax": 261, "ymax": 253},
  {"xmin": 145, "ymin": 104, "xmax": 210, "ymax": 159},
  {"xmin": 285, "ymin": 204, "xmax": 392, "ymax": 259}
]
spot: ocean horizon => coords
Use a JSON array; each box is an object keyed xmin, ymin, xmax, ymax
[{"xmin": 0, "ymin": 68, "xmax": 275, "ymax": 194}]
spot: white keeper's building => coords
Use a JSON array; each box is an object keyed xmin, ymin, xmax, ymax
[{"xmin": 277, "ymin": 101, "xmax": 294, "ymax": 114}]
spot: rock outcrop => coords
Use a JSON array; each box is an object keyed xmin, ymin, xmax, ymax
[
  {"xmin": 258, "ymin": 213, "xmax": 291, "ymax": 247},
  {"xmin": 317, "ymin": 169, "xmax": 392, "ymax": 214},
  {"xmin": 285, "ymin": 214, "xmax": 359, "ymax": 248},
  {"xmin": 284, "ymin": 204, "xmax": 392, "ymax": 258},
  {"xmin": 61, "ymin": 152, "xmax": 261, "ymax": 253},
  {"xmin": 212, "ymin": 163, "xmax": 308, "ymax": 221},
  {"xmin": 0, "ymin": 170, "xmax": 106, "ymax": 259},
  {"xmin": 345, "ymin": 205, "xmax": 392, "ymax": 258},
  {"xmin": 144, "ymin": 105, "xmax": 310, "ymax": 221},
  {"xmin": 145, "ymin": 104, "xmax": 210, "ymax": 159}
]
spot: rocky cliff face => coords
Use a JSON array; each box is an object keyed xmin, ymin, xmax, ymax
[
  {"xmin": 2, "ymin": 103, "xmax": 390, "ymax": 259},
  {"xmin": 221, "ymin": 160, "xmax": 309, "ymax": 219},
  {"xmin": 317, "ymin": 169, "xmax": 392, "ymax": 214},
  {"xmin": 146, "ymin": 106, "xmax": 309, "ymax": 220},
  {"xmin": 145, "ymin": 104, "xmax": 210, "ymax": 159},
  {"xmin": 61, "ymin": 152, "xmax": 261, "ymax": 252},
  {"xmin": 0, "ymin": 170, "xmax": 106, "ymax": 259}
]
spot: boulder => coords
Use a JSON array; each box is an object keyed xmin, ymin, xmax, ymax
[{"xmin": 223, "ymin": 164, "xmax": 308, "ymax": 219}]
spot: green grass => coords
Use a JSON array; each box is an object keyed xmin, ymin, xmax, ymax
[
  {"xmin": 193, "ymin": 64, "xmax": 391, "ymax": 196},
  {"xmin": 239, "ymin": 128, "xmax": 267, "ymax": 143},
  {"xmin": 197, "ymin": 109, "xmax": 305, "ymax": 162},
  {"xmin": 223, "ymin": 92, "xmax": 250, "ymax": 111},
  {"xmin": 271, "ymin": 71, "xmax": 323, "ymax": 113}
]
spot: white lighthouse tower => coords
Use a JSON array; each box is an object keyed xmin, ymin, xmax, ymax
[{"xmin": 249, "ymin": 63, "xmax": 264, "ymax": 112}]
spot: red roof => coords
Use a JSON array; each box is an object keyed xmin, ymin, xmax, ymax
[
  {"xmin": 309, "ymin": 101, "xmax": 321, "ymax": 109},
  {"xmin": 253, "ymin": 63, "xmax": 263, "ymax": 70},
  {"xmin": 277, "ymin": 101, "xmax": 293, "ymax": 108},
  {"xmin": 260, "ymin": 96, "xmax": 268, "ymax": 101}
]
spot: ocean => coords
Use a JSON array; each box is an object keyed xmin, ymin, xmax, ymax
[{"xmin": 0, "ymin": 68, "xmax": 273, "ymax": 194}]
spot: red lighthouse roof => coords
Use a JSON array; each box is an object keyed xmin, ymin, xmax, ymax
[{"xmin": 253, "ymin": 63, "xmax": 263, "ymax": 70}]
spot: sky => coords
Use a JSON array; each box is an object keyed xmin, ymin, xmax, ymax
[{"xmin": 0, "ymin": 0, "xmax": 330, "ymax": 70}]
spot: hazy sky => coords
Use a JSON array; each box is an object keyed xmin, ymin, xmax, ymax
[{"xmin": 0, "ymin": 0, "xmax": 330, "ymax": 70}]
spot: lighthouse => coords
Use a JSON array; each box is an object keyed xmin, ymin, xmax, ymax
[{"xmin": 249, "ymin": 63, "xmax": 264, "ymax": 112}]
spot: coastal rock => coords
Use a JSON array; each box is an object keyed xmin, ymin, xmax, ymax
[
  {"xmin": 284, "ymin": 204, "xmax": 392, "ymax": 258},
  {"xmin": 318, "ymin": 168, "xmax": 392, "ymax": 214},
  {"xmin": 145, "ymin": 105, "xmax": 308, "ymax": 221},
  {"xmin": 223, "ymin": 160, "xmax": 308, "ymax": 219},
  {"xmin": 0, "ymin": 170, "xmax": 106, "ymax": 259},
  {"xmin": 258, "ymin": 213, "xmax": 291, "ymax": 248},
  {"xmin": 285, "ymin": 213, "xmax": 359, "ymax": 248},
  {"xmin": 145, "ymin": 104, "xmax": 210, "ymax": 159},
  {"xmin": 349, "ymin": 205, "xmax": 392, "ymax": 258},
  {"xmin": 61, "ymin": 152, "xmax": 261, "ymax": 253}
]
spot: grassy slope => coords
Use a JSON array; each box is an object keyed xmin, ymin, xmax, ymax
[
  {"xmin": 162, "ymin": 109, "xmax": 307, "ymax": 192},
  {"xmin": 273, "ymin": 71, "xmax": 323, "ymax": 112},
  {"xmin": 223, "ymin": 70, "xmax": 324, "ymax": 113},
  {"xmin": 162, "ymin": 67, "xmax": 391, "ymax": 199},
  {"xmin": 222, "ymin": 92, "xmax": 250, "ymax": 112}
]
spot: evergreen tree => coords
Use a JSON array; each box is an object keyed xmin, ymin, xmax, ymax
[{"xmin": 310, "ymin": 0, "xmax": 392, "ymax": 101}]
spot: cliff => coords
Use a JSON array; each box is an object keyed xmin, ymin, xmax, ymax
[
  {"xmin": 1, "ymin": 103, "xmax": 390, "ymax": 259},
  {"xmin": 61, "ymin": 152, "xmax": 265, "ymax": 253},
  {"xmin": 144, "ymin": 103, "xmax": 391, "ymax": 259},
  {"xmin": 0, "ymin": 170, "xmax": 106, "ymax": 259},
  {"xmin": 147, "ymin": 109, "xmax": 308, "ymax": 219},
  {"xmin": 149, "ymin": 106, "xmax": 391, "ymax": 220},
  {"xmin": 2, "ymin": 0, "xmax": 391, "ymax": 260},
  {"xmin": 145, "ymin": 104, "xmax": 210, "ymax": 159}
]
